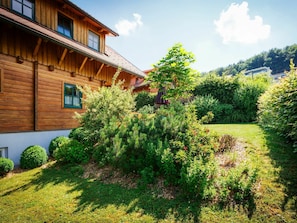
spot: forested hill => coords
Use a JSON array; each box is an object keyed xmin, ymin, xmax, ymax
[{"xmin": 210, "ymin": 44, "xmax": 297, "ymax": 75}]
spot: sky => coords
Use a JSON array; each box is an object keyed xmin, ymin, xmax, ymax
[{"xmin": 71, "ymin": 0, "xmax": 297, "ymax": 72}]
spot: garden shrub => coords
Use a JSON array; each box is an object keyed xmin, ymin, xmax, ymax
[
  {"xmin": 75, "ymin": 68, "xmax": 135, "ymax": 146},
  {"xmin": 54, "ymin": 139, "xmax": 89, "ymax": 164},
  {"xmin": 48, "ymin": 136, "xmax": 69, "ymax": 156},
  {"xmin": 193, "ymin": 74, "xmax": 239, "ymax": 104},
  {"xmin": 191, "ymin": 95, "xmax": 219, "ymax": 120},
  {"xmin": 0, "ymin": 157, "xmax": 14, "ymax": 176},
  {"xmin": 193, "ymin": 73, "xmax": 271, "ymax": 123},
  {"xmin": 69, "ymin": 127, "xmax": 86, "ymax": 143},
  {"xmin": 258, "ymin": 61, "xmax": 297, "ymax": 149},
  {"xmin": 135, "ymin": 91, "xmax": 155, "ymax": 110},
  {"xmin": 218, "ymin": 163, "xmax": 258, "ymax": 207},
  {"xmin": 20, "ymin": 145, "xmax": 48, "ymax": 169},
  {"xmin": 75, "ymin": 70, "xmax": 259, "ymax": 202}
]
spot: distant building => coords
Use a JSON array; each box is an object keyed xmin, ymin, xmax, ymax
[{"xmin": 244, "ymin": 67, "xmax": 272, "ymax": 77}]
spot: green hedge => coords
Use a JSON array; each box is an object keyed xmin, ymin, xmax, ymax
[{"xmin": 258, "ymin": 62, "xmax": 297, "ymax": 149}]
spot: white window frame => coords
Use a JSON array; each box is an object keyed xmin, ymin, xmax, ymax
[
  {"xmin": 0, "ymin": 147, "xmax": 8, "ymax": 158},
  {"xmin": 88, "ymin": 30, "xmax": 99, "ymax": 51}
]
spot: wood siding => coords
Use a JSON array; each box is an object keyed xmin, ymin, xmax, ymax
[
  {"xmin": 0, "ymin": 54, "xmax": 34, "ymax": 132},
  {"xmin": 0, "ymin": 10, "xmax": 133, "ymax": 133}
]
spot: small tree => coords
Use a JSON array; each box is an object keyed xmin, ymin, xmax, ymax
[{"xmin": 147, "ymin": 43, "xmax": 199, "ymax": 100}]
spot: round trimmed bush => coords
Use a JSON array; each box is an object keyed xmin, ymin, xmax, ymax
[
  {"xmin": 54, "ymin": 139, "xmax": 89, "ymax": 164},
  {"xmin": 0, "ymin": 158, "xmax": 14, "ymax": 176},
  {"xmin": 20, "ymin": 145, "xmax": 48, "ymax": 169},
  {"xmin": 49, "ymin": 136, "xmax": 69, "ymax": 156}
]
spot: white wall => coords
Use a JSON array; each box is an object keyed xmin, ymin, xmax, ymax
[{"xmin": 0, "ymin": 130, "xmax": 70, "ymax": 166}]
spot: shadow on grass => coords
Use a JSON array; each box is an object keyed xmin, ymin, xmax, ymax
[
  {"xmin": 263, "ymin": 130, "xmax": 297, "ymax": 213},
  {"xmin": 30, "ymin": 164, "xmax": 202, "ymax": 222}
]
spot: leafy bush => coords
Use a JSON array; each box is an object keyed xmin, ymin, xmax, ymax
[
  {"xmin": 69, "ymin": 127, "xmax": 85, "ymax": 142},
  {"xmin": 218, "ymin": 164, "xmax": 258, "ymax": 207},
  {"xmin": 0, "ymin": 157, "xmax": 14, "ymax": 176},
  {"xmin": 193, "ymin": 74, "xmax": 239, "ymax": 104},
  {"xmin": 193, "ymin": 73, "xmax": 271, "ymax": 123},
  {"xmin": 192, "ymin": 95, "xmax": 219, "ymax": 120},
  {"xmin": 48, "ymin": 136, "xmax": 69, "ymax": 156},
  {"xmin": 258, "ymin": 62, "xmax": 297, "ymax": 149},
  {"xmin": 135, "ymin": 91, "xmax": 155, "ymax": 110},
  {"xmin": 20, "ymin": 145, "xmax": 48, "ymax": 169},
  {"xmin": 54, "ymin": 139, "xmax": 89, "ymax": 164},
  {"xmin": 180, "ymin": 157, "xmax": 217, "ymax": 199}
]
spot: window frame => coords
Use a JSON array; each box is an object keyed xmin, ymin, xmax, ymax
[
  {"xmin": 11, "ymin": 0, "xmax": 35, "ymax": 20},
  {"xmin": 88, "ymin": 30, "xmax": 100, "ymax": 51},
  {"xmin": 63, "ymin": 83, "xmax": 82, "ymax": 109},
  {"xmin": 0, "ymin": 147, "xmax": 8, "ymax": 158},
  {"xmin": 57, "ymin": 13, "xmax": 73, "ymax": 39}
]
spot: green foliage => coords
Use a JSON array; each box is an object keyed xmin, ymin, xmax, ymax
[
  {"xmin": 48, "ymin": 136, "xmax": 69, "ymax": 156},
  {"xmin": 69, "ymin": 127, "xmax": 86, "ymax": 142},
  {"xmin": 180, "ymin": 156, "xmax": 217, "ymax": 199},
  {"xmin": 75, "ymin": 68, "xmax": 135, "ymax": 146},
  {"xmin": 54, "ymin": 139, "xmax": 89, "ymax": 164},
  {"xmin": 193, "ymin": 73, "xmax": 271, "ymax": 123},
  {"xmin": 191, "ymin": 95, "xmax": 219, "ymax": 120},
  {"xmin": 20, "ymin": 145, "xmax": 48, "ymax": 169},
  {"xmin": 218, "ymin": 163, "xmax": 258, "ymax": 207},
  {"xmin": 0, "ymin": 157, "xmax": 14, "ymax": 176},
  {"xmin": 147, "ymin": 43, "xmax": 199, "ymax": 100},
  {"xmin": 211, "ymin": 44, "xmax": 297, "ymax": 75},
  {"xmin": 193, "ymin": 74, "xmax": 239, "ymax": 104},
  {"xmin": 258, "ymin": 62, "xmax": 297, "ymax": 149},
  {"xmin": 135, "ymin": 91, "xmax": 155, "ymax": 110}
]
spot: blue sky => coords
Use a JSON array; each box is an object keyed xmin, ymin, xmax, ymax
[{"xmin": 71, "ymin": 0, "xmax": 297, "ymax": 72}]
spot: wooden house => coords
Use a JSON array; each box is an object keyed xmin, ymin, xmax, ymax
[{"xmin": 0, "ymin": 0, "xmax": 146, "ymax": 164}]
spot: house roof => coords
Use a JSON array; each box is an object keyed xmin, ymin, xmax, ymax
[
  {"xmin": 0, "ymin": 7, "xmax": 146, "ymax": 78},
  {"xmin": 61, "ymin": 0, "xmax": 118, "ymax": 37}
]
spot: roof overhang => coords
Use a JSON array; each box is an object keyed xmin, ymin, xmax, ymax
[{"xmin": 0, "ymin": 7, "xmax": 146, "ymax": 78}]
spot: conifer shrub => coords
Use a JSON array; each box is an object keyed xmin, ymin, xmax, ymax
[
  {"xmin": 20, "ymin": 145, "xmax": 48, "ymax": 169},
  {"xmin": 48, "ymin": 136, "xmax": 69, "ymax": 156},
  {"xmin": 0, "ymin": 157, "xmax": 14, "ymax": 176}
]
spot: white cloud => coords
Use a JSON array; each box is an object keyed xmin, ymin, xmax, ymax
[
  {"xmin": 214, "ymin": 1, "xmax": 271, "ymax": 44},
  {"xmin": 115, "ymin": 13, "xmax": 143, "ymax": 36}
]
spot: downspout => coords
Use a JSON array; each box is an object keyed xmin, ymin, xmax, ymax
[{"xmin": 33, "ymin": 61, "xmax": 38, "ymax": 131}]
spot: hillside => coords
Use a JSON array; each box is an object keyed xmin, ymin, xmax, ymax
[{"xmin": 210, "ymin": 44, "xmax": 297, "ymax": 75}]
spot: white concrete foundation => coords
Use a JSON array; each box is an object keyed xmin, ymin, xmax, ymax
[{"xmin": 0, "ymin": 130, "xmax": 71, "ymax": 166}]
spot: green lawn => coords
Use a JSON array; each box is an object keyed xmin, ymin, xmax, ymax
[{"xmin": 1, "ymin": 124, "xmax": 297, "ymax": 222}]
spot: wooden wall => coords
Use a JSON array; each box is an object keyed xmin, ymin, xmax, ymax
[
  {"xmin": 0, "ymin": 54, "xmax": 34, "ymax": 132},
  {"xmin": 0, "ymin": 19, "xmax": 133, "ymax": 133}
]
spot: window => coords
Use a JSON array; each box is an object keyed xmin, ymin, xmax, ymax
[
  {"xmin": 64, "ymin": 83, "xmax": 82, "ymax": 108},
  {"xmin": 58, "ymin": 13, "xmax": 73, "ymax": 38},
  {"xmin": 0, "ymin": 147, "xmax": 8, "ymax": 158},
  {"xmin": 88, "ymin": 31, "xmax": 99, "ymax": 51},
  {"xmin": 12, "ymin": 0, "xmax": 34, "ymax": 19}
]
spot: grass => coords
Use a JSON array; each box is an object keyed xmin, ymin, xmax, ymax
[{"xmin": 1, "ymin": 124, "xmax": 297, "ymax": 222}]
